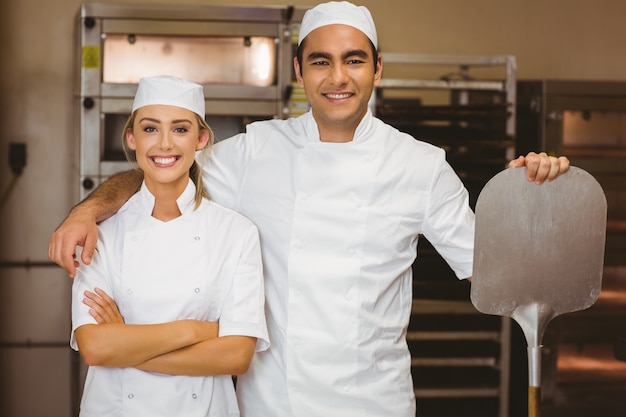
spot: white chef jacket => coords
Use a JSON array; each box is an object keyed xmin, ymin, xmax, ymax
[
  {"xmin": 70, "ymin": 180, "xmax": 269, "ymax": 417},
  {"xmin": 204, "ymin": 110, "xmax": 474, "ymax": 417}
]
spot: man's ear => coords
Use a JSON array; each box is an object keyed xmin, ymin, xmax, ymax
[
  {"xmin": 294, "ymin": 56, "xmax": 304, "ymax": 87},
  {"xmin": 373, "ymin": 55, "xmax": 383, "ymax": 86}
]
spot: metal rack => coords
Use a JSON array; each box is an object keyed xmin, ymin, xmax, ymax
[{"xmin": 375, "ymin": 53, "xmax": 517, "ymax": 417}]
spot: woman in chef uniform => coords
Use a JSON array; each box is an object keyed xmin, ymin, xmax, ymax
[{"xmin": 70, "ymin": 75, "xmax": 269, "ymax": 417}]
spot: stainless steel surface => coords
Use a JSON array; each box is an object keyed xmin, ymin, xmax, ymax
[{"xmin": 471, "ymin": 166, "xmax": 607, "ymax": 399}]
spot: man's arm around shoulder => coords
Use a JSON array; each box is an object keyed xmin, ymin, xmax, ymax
[{"xmin": 48, "ymin": 169, "xmax": 143, "ymax": 277}]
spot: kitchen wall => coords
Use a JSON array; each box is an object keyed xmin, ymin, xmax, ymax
[{"xmin": 0, "ymin": 0, "xmax": 624, "ymax": 416}]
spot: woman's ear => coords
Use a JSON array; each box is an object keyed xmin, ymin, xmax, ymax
[
  {"xmin": 126, "ymin": 130, "xmax": 137, "ymax": 150},
  {"xmin": 196, "ymin": 129, "xmax": 210, "ymax": 151}
]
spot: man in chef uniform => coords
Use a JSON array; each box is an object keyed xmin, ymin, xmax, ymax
[{"xmin": 49, "ymin": 2, "xmax": 570, "ymax": 416}]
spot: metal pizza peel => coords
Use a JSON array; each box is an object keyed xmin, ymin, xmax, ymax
[{"xmin": 470, "ymin": 166, "xmax": 607, "ymax": 417}]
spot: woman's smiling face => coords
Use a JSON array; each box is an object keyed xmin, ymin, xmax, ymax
[{"xmin": 126, "ymin": 104, "xmax": 209, "ymax": 194}]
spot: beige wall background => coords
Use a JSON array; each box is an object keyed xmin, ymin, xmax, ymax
[{"xmin": 0, "ymin": 0, "xmax": 623, "ymax": 416}]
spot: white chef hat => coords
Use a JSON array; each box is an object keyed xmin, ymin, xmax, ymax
[
  {"xmin": 132, "ymin": 75, "xmax": 205, "ymax": 118},
  {"xmin": 298, "ymin": 1, "xmax": 377, "ymax": 48}
]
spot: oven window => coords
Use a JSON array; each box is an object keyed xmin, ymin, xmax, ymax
[
  {"xmin": 563, "ymin": 110, "xmax": 626, "ymax": 150},
  {"xmin": 103, "ymin": 34, "xmax": 276, "ymax": 86}
]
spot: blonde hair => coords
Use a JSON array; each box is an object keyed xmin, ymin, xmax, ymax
[{"xmin": 122, "ymin": 111, "xmax": 214, "ymax": 210}]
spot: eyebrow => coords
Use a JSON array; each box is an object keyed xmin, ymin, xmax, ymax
[
  {"xmin": 306, "ymin": 49, "xmax": 370, "ymax": 62},
  {"xmin": 138, "ymin": 117, "xmax": 193, "ymax": 124}
]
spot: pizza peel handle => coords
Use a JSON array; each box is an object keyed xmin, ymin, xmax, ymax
[{"xmin": 470, "ymin": 166, "xmax": 607, "ymax": 417}]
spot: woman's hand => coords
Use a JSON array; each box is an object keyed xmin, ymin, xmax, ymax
[{"xmin": 83, "ymin": 287, "xmax": 124, "ymax": 324}]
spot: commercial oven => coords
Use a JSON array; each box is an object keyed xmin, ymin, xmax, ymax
[{"xmin": 76, "ymin": 2, "xmax": 307, "ymax": 200}]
